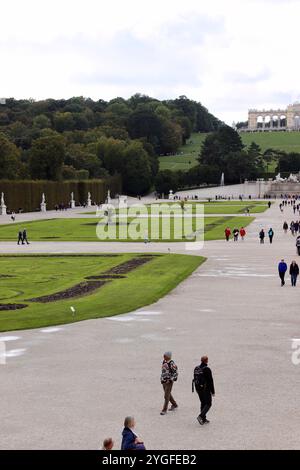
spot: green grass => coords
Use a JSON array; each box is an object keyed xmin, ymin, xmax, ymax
[
  {"xmin": 159, "ymin": 131, "xmax": 300, "ymax": 171},
  {"xmin": 159, "ymin": 133, "xmax": 207, "ymax": 170},
  {"xmin": 0, "ymin": 216, "xmax": 254, "ymax": 242},
  {"xmin": 0, "ymin": 254, "xmax": 204, "ymax": 331}
]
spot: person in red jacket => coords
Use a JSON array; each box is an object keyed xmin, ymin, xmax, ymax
[
  {"xmin": 240, "ymin": 227, "xmax": 246, "ymax": 240},
  {"xmin": 224, "ymin": 227, "xmax": 231, "ymax": 241}
]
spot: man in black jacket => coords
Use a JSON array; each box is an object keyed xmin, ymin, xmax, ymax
[{"xmin": 195, "ymin": 355, "xmax": 215, "ymax": 425}]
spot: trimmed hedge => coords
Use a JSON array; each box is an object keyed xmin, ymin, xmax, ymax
[{"xmin": 0, "ymin": 175, "xmax": 122, "ymax": 212}]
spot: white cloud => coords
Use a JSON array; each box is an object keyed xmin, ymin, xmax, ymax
[{"xmin": 1, "ymin": 0, "xmax": 300, "ymax": 123}]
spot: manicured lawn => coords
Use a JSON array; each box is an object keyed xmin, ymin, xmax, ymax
[
  {"xmin": 0, "ymin": 254, "xmax": 204, "ymax": 331},
  {"xmin": 159, "ymin": 131, "xmax": 300, "ymax": 171},
  {"xmin": 0, "ymin": 216, "xmax": 254, "ymax": 242}
]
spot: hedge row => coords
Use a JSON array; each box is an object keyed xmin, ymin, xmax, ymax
[{"xmin": 0, "ymin": 175, "xmax": 122, "ymax": 212}]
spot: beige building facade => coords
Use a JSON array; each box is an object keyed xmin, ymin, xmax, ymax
[{"xmin": 247, "ymin": 102, "xmax": 300, "ymax": 131}]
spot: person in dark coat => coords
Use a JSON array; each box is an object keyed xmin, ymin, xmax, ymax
[
  {"xmin": 268, "ymin": 228, "xmax": 274, "ymax": 244},
  {"xmin": 283, "ymin": 221, "xmax": 288, "ymax": 233},
  {"xmin": 289, "ymin": 261, "xmax": 299, "ymax": 287},
  {"xmin": 121, "ymin": 417, "xmax": 146, "ymax": 450},
  {"xmin": 22, "ymin": 229, "xmax": 29, "ymax": 245},
  {"xmin": 17, "ymin": 230, "xmax": 23, "ymax": 245},
  {"xmin": 195, "ymin": 356, "xmax": 215, "ymax": 425},
  {"xmin": 259, "ymin": 229, "xmax": 265, "ymax": 244},
  {"xmin": 278, "ymin": 259, "xmax": 288, "ymax": 286}
]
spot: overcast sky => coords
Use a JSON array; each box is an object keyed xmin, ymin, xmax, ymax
[{"xmin": 1, "ymin": 0, "xmax": 300, "ymax": 123}]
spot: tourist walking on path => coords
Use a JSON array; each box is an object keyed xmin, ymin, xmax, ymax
[
  {"xmin": 268, "ymin": 228, "xmax": 274, "ymax": 244},
  {"xmin": 278, "ymin": 259, "xmax": 288, "ymax": 286},
  {"xmin": 289, "ymin": 261, "xmax": 299, "ymax": 287},
  {"xmin": 240, "ymin": 227, "xmax": 246, "ymax": 241},
  {"xmin": 224, "ymin": 227, "xmax": 231, "ymax": 242},
  {"xmin": 290, "ymin": 222, "xmax": 295, "ymax": 236},
  {"xmin": 17, "ymin": 230, "xmax": 23, "ymax": 245},
  {"xmin": 233, "ymin": 228, "xmax": 239, "ymax": 242},
  {"xmin": 193, "ymin": 355, "xmax": 215, "ymax": 425},
  {"xmin": 283, "ymin": 221, "xmax": 288, "ymax": 233},
  {"xmin": 160, "ymin": 351, "xmax": 178, "ymax": 415},
  {"xmin": 259, "ymin": 229, "xmax": 265, "ymax": 244},
  {"xmin": 268, "ymin": 201, "xmax": 271, "ymax": 209},
  {"xmin": 22, "ymin": 229, "xmax": 29, "ymax": 245},
  {"xmin": 121, "ymin": 417, "xmax": 146, "ymax": 450}
]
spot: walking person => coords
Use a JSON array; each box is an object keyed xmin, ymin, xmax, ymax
[
  {"xmin": 17, "ymin": 230, "xmax": 23, "ymax": 245},
  {"xmin": 240, "ymin": 227, "xmax": 246, "ymax": 241},
  {"xmin": 289, "ymin": 261, "xmax": 299, "ymax": 287},
  {"xmin": 283, "ymin": 221, "xmax": 288, "ymax": 233},
  {"xmin": 259, "ymin": 229, "xmax": 265, "ymax": 244},
  {"xmin": 22, "ymin": 229, "xmax": 29, "ymax": 245},
  {"xmin": 290, "ymin": 221, "xmax": 295, "ymax": 236},
  {"xmin": 121, "ymin": 417, "xmax": 146, "ymax": 450},
  {"xmin": 224, "ymin": 227, "xmax": 231, "ymax": 242},
  {"xmin": 268, "ymin": 201, "xmax": 271, "ymax": 208},
  {"xmin": 278, "ymin": 259, "xmax": 288, "ymax": 286},
  {"xmin": 160, "ymin": 351, "xmax": 178, "ymax": 415},
  {"xmin": 233, "ymin": 228, "xmax": 239, "ymax": 242},
  {"xmin": 268, "ymin": 228, "xmax": 274, "ymax": 244},
  {"xmin": 193, "ymin": 355, "xmax": 215, "ymax": 425}
]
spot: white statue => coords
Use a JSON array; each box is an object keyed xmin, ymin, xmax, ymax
[
  {"xmin": 40, "ymin": 193, "xmax": 47, "ymax": 212},
  {"xmin": 287, "ymin": 173, "xmax": 298, "ymax": 182},
  {"xmin": 275, "ymin": 173, "xmax": 286, "ymax": 182},
  {"xmin": 169, "ymin": 190, "xmax": 174, "ymax": 200},
  {"xmin": 87, "ymin": 192, "xmax": 92, "ymax": 207},
  {"xmin": 107, "ymin": 189, "xmax": 111, "ymax": 204},
  {"xmin": 0, "ymin": 192, "xmax": 7, "ymax": 215},
  {"xmin": 70, "ymin": 192, "xmax": 75, "ymax": 209}
]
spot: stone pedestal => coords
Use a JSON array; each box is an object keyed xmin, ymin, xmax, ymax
[
  {"xmin": 169, "ymin": 190, "xmax": 174, "ymax": 200},
  {"xmin": 40, "ymin": 202, "xmax": 47, "ymax": 212},
  {"xmin": 0, "ymin": 204, "xmax": 7, "ymax": 215},
  {"xmin": 71, "ymin": 200, "xmax": 75, "ymax": 209}
]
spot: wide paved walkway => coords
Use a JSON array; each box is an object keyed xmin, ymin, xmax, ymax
[{"xmin": 1, "ymin": 202, "xmax": 300, "ymax": 449}]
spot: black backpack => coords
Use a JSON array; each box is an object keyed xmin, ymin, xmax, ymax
[{"xmin": 192, "ymin": 365, "xmax": 207, "ymax": 392}]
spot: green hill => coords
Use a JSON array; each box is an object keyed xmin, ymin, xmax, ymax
[{"xmin": 159, "ymin": 131, "xmax": 300, "ymax": 171}]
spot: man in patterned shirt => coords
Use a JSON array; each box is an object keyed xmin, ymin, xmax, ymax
[{"xmin": 160, "ymin": 351, "xmax": 178, "ymax": 415}]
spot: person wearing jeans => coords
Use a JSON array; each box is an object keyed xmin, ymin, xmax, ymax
[
  {"xmin": 160, "ymin": 352, "xmax": 178, "ymax": 415},
  {"xmin": 289, "ymin": 260, "xmax": 299, "ymax": 287}
]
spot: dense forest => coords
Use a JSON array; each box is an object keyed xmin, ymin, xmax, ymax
[{"xmin": 0, "ymin": 94, "xmax": 221, "ymax": 195}]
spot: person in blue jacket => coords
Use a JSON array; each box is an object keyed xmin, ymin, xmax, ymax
[
  {"xmin": 278, "ymin": 259, "xmax": 288, "ymax": 286},
  {"xmin": 121, "ymin": 416, "xmax": 146, "ymax": 450}
]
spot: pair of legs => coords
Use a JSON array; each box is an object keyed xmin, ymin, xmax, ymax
[
  {"xmin": 161, "ymin": 381, "xmax": 177, "ymax": 413},
  {"xmin": 269, "ymin": 236, "xmax": 273, "ymax": 244},
  {"xmin": 279, "ymin": 272, "xmax": 285, "ymax": 286},
  {"xmin": 291, "ymin": 274, "xmax": 298, "ymax": 286},
  {"xmin": 197, "ymin": 389, "xmax": 212, "ymax": 423}
]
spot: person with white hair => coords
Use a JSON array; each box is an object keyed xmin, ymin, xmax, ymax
[
  {"xmin": 121, "ymin": 416, "xmax": 145, "ymax": 450},
  {"xmin": 160, "ymin": 351, "xmax": 178, "ymax": 415}
]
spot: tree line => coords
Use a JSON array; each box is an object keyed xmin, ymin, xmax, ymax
[{"xmin": 0, "ymin": 94, "xmax": 221, "ymax": 195}]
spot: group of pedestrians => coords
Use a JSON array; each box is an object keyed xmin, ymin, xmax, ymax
[
  {"xmin": 259, "ymin": 228, "xmax": 274, "ymax": 244},
  {"xmin": 278, "ymin": 259, "xmax": 300, "ymax": 286},
  {"xmin": 17, "ymin": 229, "xmax": 29, "ymax": 245},
  {"xmin": 102, "ymin": 352, "xmax": 215, "ymax": 450},
  {"xmin": 282, "ymin": 220, "xmax": 300, "ymax": 236},
  {"xmin": 160, "ymin": 351, "xmax": 215, "ymax": 425},
  {"xmin": 224, "ymin": 227, "xmax": 246, "ymax": 242}
]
